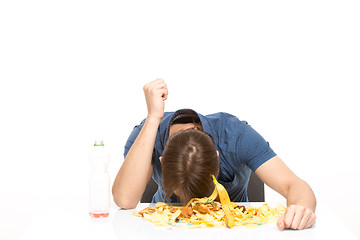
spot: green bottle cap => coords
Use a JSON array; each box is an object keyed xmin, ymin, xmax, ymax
[{"xmin": 94, "ymin": 140, "xmax": 104, "ymax": 146}]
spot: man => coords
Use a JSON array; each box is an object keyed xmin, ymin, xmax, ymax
[{"xmin": 112, "ymin": 78, "xmax": 316, "ymax": 230}]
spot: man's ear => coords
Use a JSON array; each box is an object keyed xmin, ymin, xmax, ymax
[
  {"xmin": 159, "ymin": 156, "xmax": 162, "ymax": 163},
  {"xmin": 216, "ymin": 151, "xmax": 219, "ymax": 158}
]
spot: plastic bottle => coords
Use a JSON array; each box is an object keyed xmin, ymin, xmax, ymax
[{"xmin": 89, "ymin": 140, "xmax": 110, "ymax": 218}]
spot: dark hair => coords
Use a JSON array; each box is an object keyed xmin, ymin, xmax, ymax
[{"xmin": 162, "ymin": 129, "xmax": 219, "ymax": 204}]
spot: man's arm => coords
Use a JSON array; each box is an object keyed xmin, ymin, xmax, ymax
[
  {"xmin": 255, "ymin": 155, "xmax": 317, "ymax": 230},
  {"xmin": 112, "ymin": 79, "xmax": 168, "ymax": 209}
]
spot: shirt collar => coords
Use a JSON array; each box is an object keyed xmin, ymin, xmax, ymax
[{"xmin": 160, "ymin": 108, "xmax": 203, "ymax": 149}]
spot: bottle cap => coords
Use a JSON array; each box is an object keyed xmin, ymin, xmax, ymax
[{"xmin": 94, "ymin": 140, "xmax": 104, "ymax": 146}]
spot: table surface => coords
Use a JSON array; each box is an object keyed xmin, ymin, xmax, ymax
[{"xmin": 21, "ymin": 202, "xmax": 358, "ymax": 240}]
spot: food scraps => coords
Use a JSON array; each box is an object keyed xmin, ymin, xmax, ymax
[{"xmin": 133, "ymin": 175, "xmax": 286, "ymax": 229}]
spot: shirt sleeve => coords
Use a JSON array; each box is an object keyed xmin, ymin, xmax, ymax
[
  {"xmin": 236, "ymin": 123, "xmax": 276, "ymax": 172},
  {"xmin": 123, "ymin": 119, "xmax": 146, "ymax": 158}
]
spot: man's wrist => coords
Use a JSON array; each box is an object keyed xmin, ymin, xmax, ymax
[{"xmin": 146, "ymin": 115, "xmax": 163, "ymax": 126}]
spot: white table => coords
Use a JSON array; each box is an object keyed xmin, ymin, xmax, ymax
[{"xmin": 21, "ymin": 202, "xmax": 357, "ymax": 240}]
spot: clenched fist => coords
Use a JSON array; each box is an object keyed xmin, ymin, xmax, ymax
[
  {"xmin": 143, "ymin": 78, "xmax": 168, "ymax": 122},
  {"xmin": 277, "ymin": 205, "xmax": 316, "ymax": 230}
]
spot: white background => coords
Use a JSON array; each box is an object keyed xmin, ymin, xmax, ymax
[{"xmin": 1, "ymin": 1, "xmax": 359, "ymax": 239}]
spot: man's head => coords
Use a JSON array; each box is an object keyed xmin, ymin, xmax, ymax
[{"xmin": 161, "ymin": 128, "xmax": 219, "ymax": 204}]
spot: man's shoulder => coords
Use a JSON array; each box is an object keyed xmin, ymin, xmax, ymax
[
  {"xmin": 202, "ymin": 112, "xmax": 249, "ymax": 139},
  {"xmin": 163, "ymin": 111, "xmax": 175, "ymax": 117},
  {"xmin": 204, "ymin": 112, "xmax": 247, "ymax": 125}
]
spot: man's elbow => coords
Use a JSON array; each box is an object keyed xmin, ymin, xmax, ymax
[
  {"xmin": 114, "ymin": 198, "xmax": 138, "ymax": 209},
  {"xmin": 112, "ymin": 190, "xmax": 139, "ymax": 209}
]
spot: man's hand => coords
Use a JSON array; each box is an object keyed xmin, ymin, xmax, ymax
[
  {"xmin": 277, "ymin": 205, "xmax": 316, "ymax": 230},
  {"xmin": 143, "ymin": 78, "xmax": 168, "ymax": 122}
]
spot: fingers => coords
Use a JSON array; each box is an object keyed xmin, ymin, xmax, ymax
[
  {"xmin": 145, "ymin": 78, "xmax": 166, "ymax": 89},
  {"xmin": 154, "ymin": 79, "xmax": 168, "ymax": 100},
  {"xmin": 277, "ymin": 214, "xmax": 285, "ymax": 231},
  {"xmin": 279, "ymin": 205, "xmax": 316, "ymax": 230},
  {"xmin": 283, "ymin": 205, "xmax": 296, "ymax": 229},
  {"xmin": 143, "ymin": 78, "xmax": 168, "ymax": 120},
  {"xmin": 162, "ymin": 87, "xmax": 168, "ymax": 100},
  {"xmin": 144, "ymin": 78, "xmax": 168, "ymax": 97},
  {"xmin": 304, "ymin": 211, "xmax": 316, "ymax": 229},
  {"xmin": 290, "ymin": 206, "xmax": 306, "ymax": 229},
  {"xmin": 298, "ymin": 208, "xmax": 315, "ymax": 229}
]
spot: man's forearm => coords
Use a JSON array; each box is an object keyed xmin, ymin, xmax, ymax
[{"xmin": 112, "ymin": 117, "xmax": 161, "ymax": 209}]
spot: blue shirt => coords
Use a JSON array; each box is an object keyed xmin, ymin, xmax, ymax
[{"xmin": 124, "ymin": 110, "xmax": 276, "ymax": 203}]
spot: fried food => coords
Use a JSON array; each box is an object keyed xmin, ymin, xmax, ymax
[
  {"xmin": 133, "ymin": 175, "xmax": 286, "ymax": 229},
  {"xmin": 134, "ymin": 200, "xmax": 286, "ymax": 229}
]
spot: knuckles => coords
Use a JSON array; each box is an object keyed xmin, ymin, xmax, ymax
[
  {"xmin": 284, "ymin": 205, "xmax": 316, "ymax": 230},
  {"xmin": 143, "ymin": 79, "xmax": 166, "ymax": 94}
]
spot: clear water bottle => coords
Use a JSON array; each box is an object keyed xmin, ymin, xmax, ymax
[{"xmin": 89, "ymin": 140, "xmax": 110, "ymax": 218}]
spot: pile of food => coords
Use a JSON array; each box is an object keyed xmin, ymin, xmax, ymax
[{"xmin": 134, "ymin": 175, "xmax": 286, "ymax": 229}]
